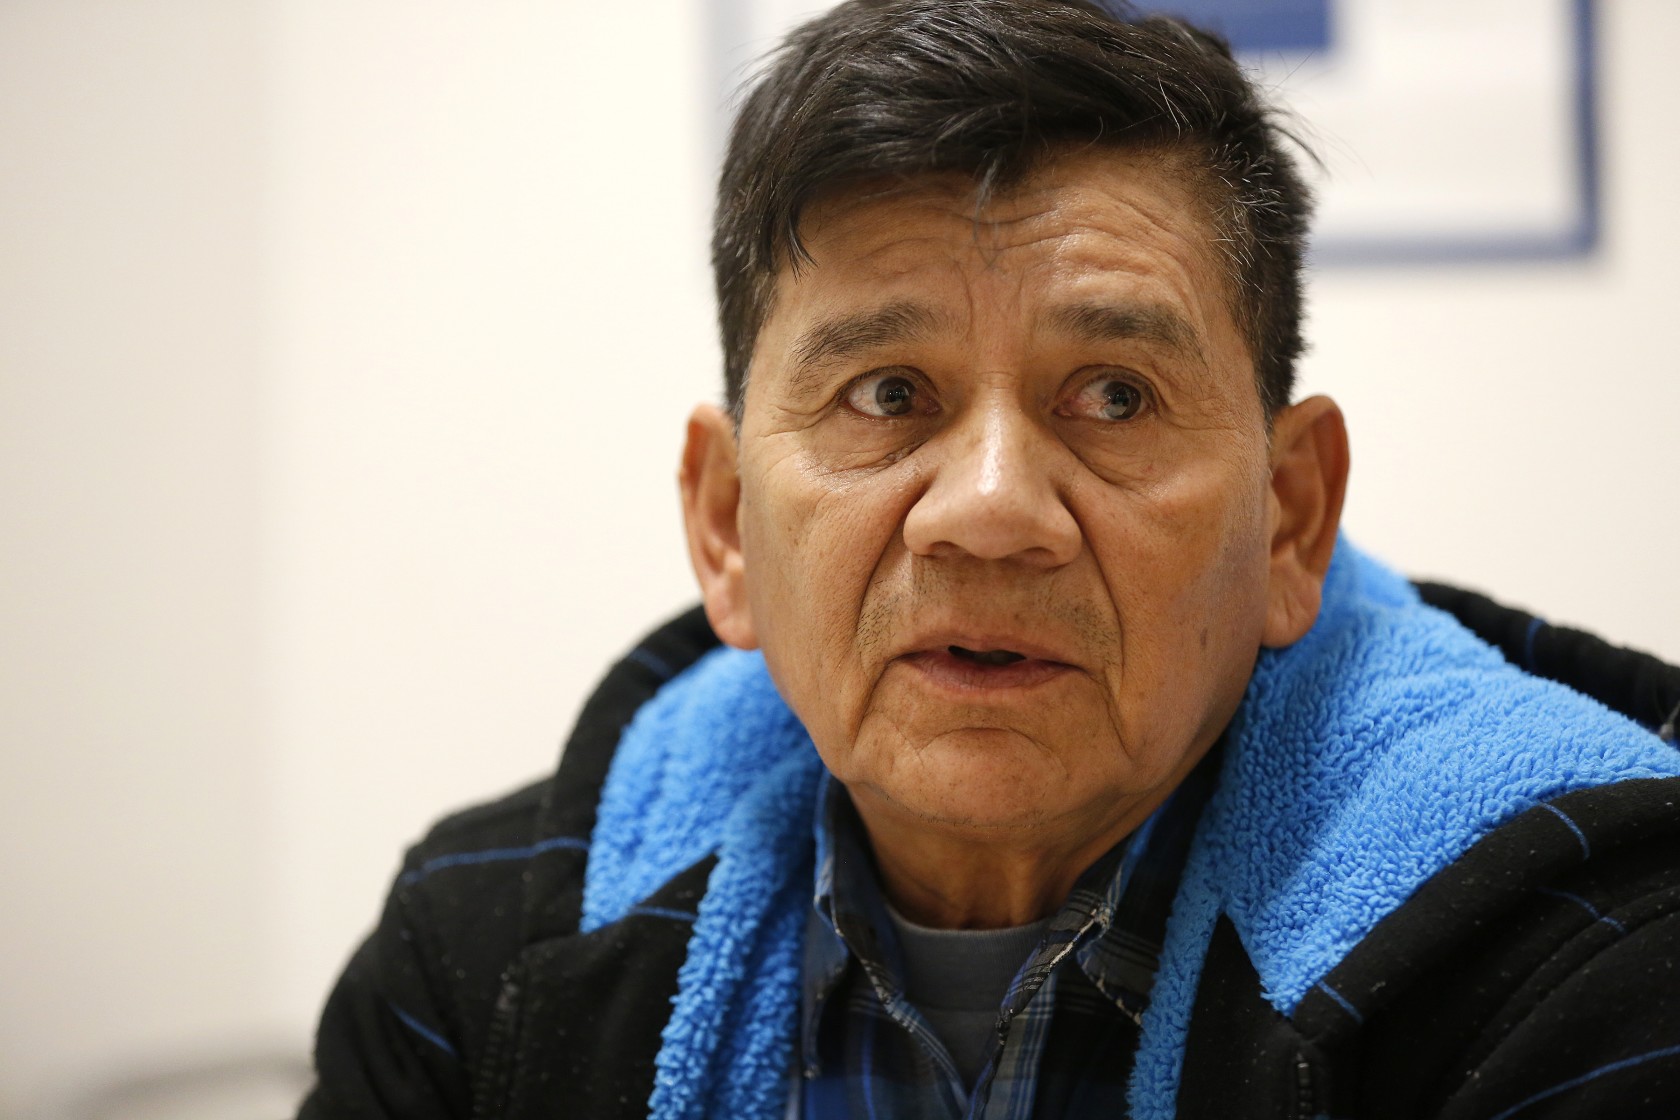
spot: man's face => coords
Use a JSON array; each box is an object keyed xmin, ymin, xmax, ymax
[{"xmin": 725, "ymin": 149, "xmax": 1281, "ymax": 845}]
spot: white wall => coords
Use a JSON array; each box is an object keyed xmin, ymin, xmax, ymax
[
  {"xmin": 260, "ymin": 0, "xmax": 717, "ymax": 1036},
  {"xmin": 1303, "ymin": 0, "xmax": 1680, "ymax": 656},
  {"xmin": 2, "ymin": 1, "xmax": 716, "ymax": 1113},
  {"xmin": 1, "ymin": 1, "xmax": 1674, "ymax": 1114},
  {"xmin": 0, "ymin": 2, "xmax": 275, "ymax": 1113}
]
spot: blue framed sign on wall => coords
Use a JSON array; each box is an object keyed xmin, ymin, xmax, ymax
[{"xmin": 706, "ymin": 0, "xmax": 1600, "ymax": 265}]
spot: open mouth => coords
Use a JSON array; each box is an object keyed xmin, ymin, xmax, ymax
[
  {"xmin": 903, "ymin": 643, "xmax": 1069, "ymax": 691},
  {"xmin": 948, "ymin": 645, "xmax": 1027, "ymax": 666}
]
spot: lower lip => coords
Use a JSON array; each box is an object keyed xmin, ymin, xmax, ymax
[{"xmin": 900, "ymin": 649, "xmax": 1075, "ymax": 692}]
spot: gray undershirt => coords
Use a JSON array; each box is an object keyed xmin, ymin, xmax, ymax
[{"xmin": 884, "ymin": 903, "xmax": 1053, "ymax": 1089}]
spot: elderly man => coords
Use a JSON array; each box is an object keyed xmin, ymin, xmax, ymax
[{"xmin": 299, "ymin": 2, "xmax": 1680, "ymax": 1117}]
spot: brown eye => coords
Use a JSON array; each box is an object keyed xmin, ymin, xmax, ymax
[
  {"xmin": 1100, "ymin": 380, "xmax": 1142, "ymax": 421},
  {"xmin": 876, "ymin": 376, "xmax": 914, "ymax": 415},
  {"xmin": 845, "ymin": 372, "xmax": 922, "ymax": 417},
  {"xmin": 1061, "ymin": 372, "xmax": 1150, "ymax": 423}
]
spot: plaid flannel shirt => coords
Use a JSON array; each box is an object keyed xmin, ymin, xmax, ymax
[{"xmin": 796, "ymin": 749, "xmax": 1217, "ymax": 1120}]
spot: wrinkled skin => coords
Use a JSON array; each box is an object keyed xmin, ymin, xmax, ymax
[{"xmin": 682, "ymin": 149, "xmax": 1347, "ymax": 927}]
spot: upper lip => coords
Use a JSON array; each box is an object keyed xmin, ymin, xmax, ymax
[{"xmin": 894, "ymin": 628, "xmax": 1081, "ymax": 667}]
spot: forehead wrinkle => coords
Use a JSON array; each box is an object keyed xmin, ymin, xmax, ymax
[
  {"xmin": 1046, "ymin": 301, "xmax": 1206, "ymax": 365},
  {"xmin": 786, "ymin": 299, "xmax": 954, "ymax": 386},
  {"xmin": 971, "ymin": 178, "xmax": 1190, "ymax": 246}
]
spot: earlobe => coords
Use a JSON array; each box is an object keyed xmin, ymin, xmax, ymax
[
  {"xmin": 679, "ymin": 404, "xmax": 759, "ymax": 650},
  {"xmin": 1261, "ymin": 395, "xmax": 1350, "ymax": 648}
]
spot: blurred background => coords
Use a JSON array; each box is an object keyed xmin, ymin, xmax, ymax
[{"xmin": 2, "ymin": 0, "xmax": 1675, "ymax": 1115}]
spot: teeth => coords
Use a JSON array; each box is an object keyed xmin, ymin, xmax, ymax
[{"xmin": 950, "ymin": 646, "xmax": 1026, "ymax": 665}]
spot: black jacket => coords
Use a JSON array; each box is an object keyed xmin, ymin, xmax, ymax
[{"xmin": 299, "ymin": 589, "xmax": 1680, "ymax": 1119}]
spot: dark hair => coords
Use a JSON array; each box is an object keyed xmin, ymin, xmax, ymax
[{"xmin": 712, "ymin": 0, "xmax": 1314, "ymax": 420}]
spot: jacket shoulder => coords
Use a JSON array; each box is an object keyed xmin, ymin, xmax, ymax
[
  {"xmin": 301, "ymin": 607, "xmax": 720, "ymax": 1118},
  {"xmin": 299, "ymin": 778, "xmax": 555, "ymax": 1120},
  {"xmin": 1417, "ymin": 579, "xmax": 1680, "ymax": 739},
  {"xmin": 1313, "ymin": 775, "xmax": 1680, "ymax": 1117},
  {"xmin": 390, "ymin": 604, "xmax": 724, "ymax": 1050},
  {"xmin": 1179, "ymin": 775, "xmax": 1680, "ymax": 1119}
]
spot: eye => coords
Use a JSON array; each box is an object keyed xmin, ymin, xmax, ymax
[
  {"xmin": 1060, "ymin": 372, "xmax": 1150, "ymax": 423},
  {"xmin": 844, "ymin": 371, "xmax": 925, "ymax": 418}
]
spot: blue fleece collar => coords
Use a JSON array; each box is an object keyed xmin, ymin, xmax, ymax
[
  {"xmin": 1124, "ymin": 545, "xmax": 1680, "ymax": 1119},
  {"xmin": 583, "ymin": 542, "xmax": 1680, "ymax": 1120}
]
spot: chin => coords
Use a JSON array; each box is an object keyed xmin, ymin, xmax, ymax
[
  {"xmin": 894, "ymin": 796, "xmax": 1061, "ymax": 835},
  {"xmin": 863, "ymin": 730, "xmax": 1111, "ymax": 834}
]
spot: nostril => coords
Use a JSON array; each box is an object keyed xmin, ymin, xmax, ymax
[{"xmin": 900, "ymin": 433, "xmax": 1083, "ymax": 566}]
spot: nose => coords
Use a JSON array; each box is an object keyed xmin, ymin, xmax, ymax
[{"xmin": 902, "ymin": 399, "xmax": 1082, "ymax": 566}]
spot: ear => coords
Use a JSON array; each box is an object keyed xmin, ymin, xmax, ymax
[
  {"xmin": 679, "ymin": 403, "xmax": 758, "ymax": 650},
  {"xmin": 1261, "ymin": 394, "xmax": 1350, "ymax": 648}
]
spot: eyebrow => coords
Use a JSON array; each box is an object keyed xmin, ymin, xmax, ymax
[
  {"xmin": 1047, "ymin": 301, "xmax": 1206, "ymax": 364},
  {"xmin": 778, "ymin": 297, "xmax": 1206, "ymax": 397},
  {"xmin": 787, "ymin": 300, "xmax": 950, "ymax": 384}
]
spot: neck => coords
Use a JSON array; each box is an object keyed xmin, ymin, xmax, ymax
[
  {"xmin": 841, "ymin": 726, "xmax": 1224, "ymax": 929},
  {"xmin": 847, "ymin": 788, "xmax": 1166, "ymax": 929}
]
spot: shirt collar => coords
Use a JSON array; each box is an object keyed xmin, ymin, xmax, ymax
[
  {"xmin": 802, "ymin": 767, "xmax": 1142, "ymax": 1069},
  {"xmin": 805, "ymin": 737, "xmax": 1226, "ymax": 1019},
  {"xmin": 797, "ymin": 739, "xmax": 1226, "ymax": 1106}
]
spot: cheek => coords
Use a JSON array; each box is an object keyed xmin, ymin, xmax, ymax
[
  {"xmin": 737, "ymin": 450, "xmax": 922, "ymax": 721},
  {"xmin": 1084, "ymin": 454, "xmax": 1272, "ymax": 695},
  {"xmin": 740, "ymin": 458, "xmax": 903, "ymax": 613},
  {"xmin": 1089, "ymin": 455, "xmax": 1267, "ymax": 590},
  {"xmin": 1163, "ymin": 472, "xmax": 1271, "ymax": 636}
]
